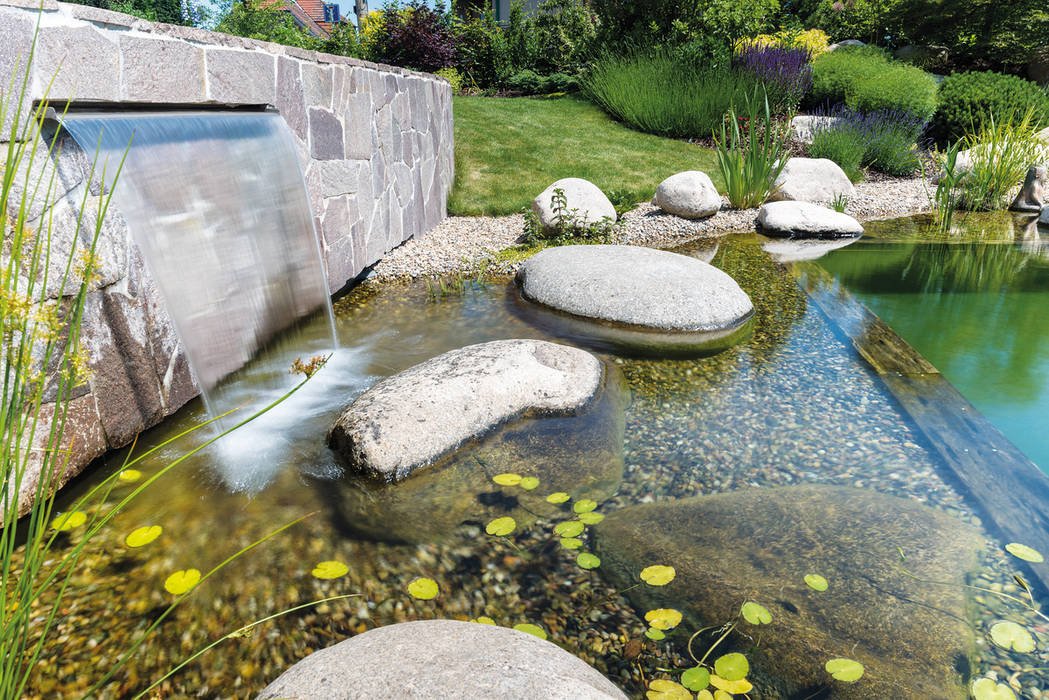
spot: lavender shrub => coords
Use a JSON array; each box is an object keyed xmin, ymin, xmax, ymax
[
  {"xmin": 810, "ymin": 105, "xmax": 928, "ymax": 177},
  {"xmin": 733, "ymin": 45, "xmax": 813, "ymax": 116}
]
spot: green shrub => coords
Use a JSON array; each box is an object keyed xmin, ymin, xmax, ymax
[
  {"xmin": 529, "ymin": 0, "xmax": 598, "ymax": 76},
  {"xmin": 582, "ymin": 49, "xmax": 754, "ymax": 138},
  {"xmin": 847, "ymin": 64, "xmax": 938, "ymax": 122},
  {"xmin": 591, "ymin": 0, "xmax": 778, "ymax": 49},
  {"xmin": 435, "ymin": 67, "xmax": 464, "ymax": 94},
  {"xmin": 933, "ymin": 70, "xmax": 1049, "ymax": 144},
  {"xmin": 544, "ymin": 72, "xmax": 579, "ymax": 93},
  {"xmin": 808, "ymin": 127, "xmax": 866, "ymax": 181},
  {"xmin": 454, "ymin": 10, "xmax": 508, "ymax": 89},
  {"xmin": 506, "ymin": 69, "xmax": 544, "ymax": 94},
  {"xmin": 808, "ymin": 45, "xmax": 888, "ymax": 107}
]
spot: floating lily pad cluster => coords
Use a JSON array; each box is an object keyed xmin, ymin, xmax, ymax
[{"xmin": 487, "ymin": 473, "xmax": 605, "ymax": 571}]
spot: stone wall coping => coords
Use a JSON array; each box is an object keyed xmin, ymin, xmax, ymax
[{"xmin": 1, "ymin": 0, "xmax": 450, "ymax": 84}]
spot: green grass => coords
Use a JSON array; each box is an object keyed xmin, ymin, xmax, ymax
[{"xmin": 448, "ymin": 95, "xmax": 721, "ymax": 216}]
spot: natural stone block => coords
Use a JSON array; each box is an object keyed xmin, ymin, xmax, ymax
[
  {"xmin": 319, "ymin": 160, "xmax": 363, "ymax": 198},
  {"xmin": 206, "ymin": 48, "xmax": 276, "ymax": 104},
  {"xmin": 0, "ymin": 8, "xmax": 34, "ymax": 142},
  {"xmin": 38, "ymin": 25, "xmax": 120, "ymax": 102},
  {"xmin": 120, "ymin": 35, "xmax": 204, "ymax": 102},
  {"xmin": 342, "ymin": 93, "xmax": 372, "ymax": 160},
  {"xmin": 302, "ymin": 63, "xmax": 333, "ymax": 110},
  {"xmin": 275, "ymin": 57, "xmax": 307, "ymax": 141},
  {"xmin": 309, "ymin": 108, "xmax": 344, "ymax": 160}
]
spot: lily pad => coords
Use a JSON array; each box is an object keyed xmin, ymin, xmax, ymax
[
  {"xmin": 574, "ymin": 499, "xmax": 598, "ymax": 513},
  {"xmin": 51, "ymin": 511, "xmax": 87, "ymax": 531},
  {"xmin": 546, "ymin": 492, "xmax": 570, "ymax": 504},
  {"xmin": 709, "ymin": 675, "xmax": 753, "ymax": 694},
  {"xmin": 513, "ymin": 623, "xmax": 547, "ymax": 639},
  {"xmin": 578, "ymin": 512, "xmax": 605, "ymax": 525},
  {"xmin": 741, "ymin": 601, "xmax": 772, "ymax": 625},
  {"xmin": 560, "ymin": 537, "xmax": 583, "ymax": 549},
  {"xmin": 970, "ymin": 677, "xmax": 1017, "ymax": 700},
  {"xmin": 646, "ymin": 679, "xmax": 692, "ymax": 700},
  {"xmin": 805, "ymin": 574, "xmax": 829, "ymax": 591},
  {"xmin": 680, "ymin": 666, "xmax": 711, "ymax": 691},
  {"xmin": 989, "ymin": 620, "xmax": 1036, "ymax": 653},
  {"xmin": 118, "ymin": 469, "xmax": 142, "ymax": 482},
  {"xmin": 577, "ymin": 552, "xmax": 601, "ymax": 569},
  {"xmin": 640, "ymin": 564, "xmax": 676, "ymax": 586},
  {"xmin": 825, "ymin": 658, "xmax": 864, "ymax": 682},
  {"xmin": 492, "ymin": 473, "xmax": 522, "ymax": 486},
  {"xmin": 645, "ymin": 608, "xmax": 683, "ymax": 630},
  {"xmin": 407, "ymin": 577, "xmax": 439, "ymax": 600},
  {"xmin": 311, "ymin": 560, "xmax": 349, "ymax": 579},
  {"xmin": 485, "ymin": 516, "xmax": 516, "ymax": 536},
  {"xmin": 713, "ymin": 652, "xmax": 749, "ymax": 681},
  {"xmin": 164, "ymin": 568, "xmax": 201, "ymax": 595},
  {"xmin": 645, "ymin": 627, "xmax": 666, "ymax": 641},
  {"xmin": 1005, "ymin": 543, "xmax": 1044, "ymax": 563},
  {"xmin": 554, "ymin": 520, "xmax": 585, "ymax": 538},
  {"xmin": 696, "ymin": 691, "xmax": 715, "ymax": 700},
  {"xmin": 520, "ymin": 476, "xmax": 540, "ymax": 490},
  {"xmin": 471, "ymin": 616, "xmax": 496, "ymax": 625},
  {"xmin": 125, "ymin": 525, "xmax": 162, "ymax": 548}
]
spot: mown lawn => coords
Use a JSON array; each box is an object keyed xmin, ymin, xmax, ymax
[{"xmin": 448, "ymin": 95, "xmax": 722, "ymax": 216}]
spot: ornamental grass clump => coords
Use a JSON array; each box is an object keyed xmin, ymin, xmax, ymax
[
  {"xmin": 714, "ymin": 89, "xmax": 791, "ymax": 209},
  {"xmin": 961, "ymin": 110, "xmax": 1049, "ymax": 211}
]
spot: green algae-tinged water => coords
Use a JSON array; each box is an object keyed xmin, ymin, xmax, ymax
[
  {"xmin": 818, "ymin": 213, "xmax": 1049, "ymax": 471},
  {"xmin": 32, "ymin": 232, "xmax": 1041, "ymax": 698}
]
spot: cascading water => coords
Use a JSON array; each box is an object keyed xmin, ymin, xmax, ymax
[{"xmin": 62, "ymin": 110, "xmax": 354, "ymax": 491}]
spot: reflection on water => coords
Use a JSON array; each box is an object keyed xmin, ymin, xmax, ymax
[
  {"xmin": 819, "ymin": 231, "xmax": 1049, "ymax": 469},
  {"xmin": 34, "ymin": 234, "xmax": 1034, "ymax": 698}
]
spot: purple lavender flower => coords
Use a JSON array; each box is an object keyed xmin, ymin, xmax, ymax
[{"xmin": 733, "ymin": 45, "xmax": 813, "ymax": 113}]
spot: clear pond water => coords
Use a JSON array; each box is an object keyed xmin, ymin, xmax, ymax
[
  {"xmin": 818, "ymin": 213, "xmax": 1049, "ymax": 471},
  {"xmin": 30, "ymin": 227, "xmax": 1049, "ymax": 698}
]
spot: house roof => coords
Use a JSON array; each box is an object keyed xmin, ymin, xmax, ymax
[{"xmin": 261, "ymin": 0, "xmax": 331, "ymax": 38}]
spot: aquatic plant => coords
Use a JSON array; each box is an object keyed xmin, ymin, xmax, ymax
[
  {"xmin": 961, "ymin": 109, "xmax": 1049, "ymax": 211},
  {"xmin": 930, "ymin": 141, "xmax": 969, "ymax": 233},
  {"xmin": 713, "ymin": 89, "xmax": 791, "ymax": 209}
]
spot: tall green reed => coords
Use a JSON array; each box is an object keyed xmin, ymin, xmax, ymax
[
  {"xmin": 963, "ymin": 109, "xmax": 1049, "ymax": 211},
  {"xmin": 714, "ymin": 89, "xmax": 791, "ymax": 209}
]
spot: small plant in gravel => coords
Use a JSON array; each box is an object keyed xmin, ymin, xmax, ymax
[{"xmin": 523, "ymin": 187, "xmax": 619, "ymax": 245}]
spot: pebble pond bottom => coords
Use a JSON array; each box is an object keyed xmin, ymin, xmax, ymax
[{"xmin": 29, "ymin": 231, "xmax": 1047, "ymax": 698}]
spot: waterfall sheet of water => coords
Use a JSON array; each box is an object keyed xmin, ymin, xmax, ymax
[
  {"xmin": 62, "ymin": 110, "xmax": 343, "ymax": 491},
  {"xmin": 62, "ymin": 110, "xmax": 337, "ymax": 399}
]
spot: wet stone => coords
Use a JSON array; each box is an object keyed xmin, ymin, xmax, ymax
[{"xmin": 592, "ymin": 485, "xmax": 983, "ymax": 700}]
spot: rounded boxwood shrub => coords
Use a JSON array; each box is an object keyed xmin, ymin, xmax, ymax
[
  {"xmin": 933, "ymin": 71, "xmax": 1049, "ymax": 143},
  {"xmin": 847, "ymin": 64, "xmax": 938, "ymax": 122},
  {"xmin": 506, "ymin": 69, "xmax": 543, "ymax": 94},
  {"xmin": 808, "ymin": 45, "xmax": 888, "ymax": 108}
]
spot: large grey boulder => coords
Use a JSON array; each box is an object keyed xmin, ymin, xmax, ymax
[
  {"xmin": 757, "ymin": 201, "xmax": 864, "ymax": 238},
  {"xmin": 328, "ymin": 340, "xmax": 603, "ymax": 482},
  {"xmin": 769, "ymin": 157, "xmax": 855, "ymax": 203},
  {"xmin": 651, "ymin": 171, "xmax": 720, "ymax": 219},
  {"xmin": 515, "ymin": 245, "xmax": 753, "ymax": 353},
  {"xmin": 592, "ymin": 486, "xmax": 983, "ymax": 700},
  {"xmin": 258, "ymin": 619, "xmax": 628, "ymax": 700},
  {"xmin": 532, "ymin": 178, "xmax": 616, "ymax": 233}
]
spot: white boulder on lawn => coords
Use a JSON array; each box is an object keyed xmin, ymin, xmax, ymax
[
  {"xmin": 757, "ymin": 201, "xmax": 864, "ymax": 238},
  {"xmin": 652, "ymin": 171, "xmax": 721, "ymax": 219},
  {"xmin": 532, "ymin": 178, "xmax": 616, "ymax": 233},
  {"xmin": 769, "ymin": 157, "xmax": 855, "ymax": 203}
]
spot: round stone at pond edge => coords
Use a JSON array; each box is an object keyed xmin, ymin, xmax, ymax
[
  {"xmin": 515, "ymin": 245, "xmax": 753, "ymax": 334},
  {"xmin": 257, "ymin": 619, "xmax": 628, "ymax": 699}
]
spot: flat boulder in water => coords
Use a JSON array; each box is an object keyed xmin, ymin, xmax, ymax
[
  {"xmin": 515, "ymin": 245, "xmax": 752, "ymax": 354},
  {"xmin": 592, "ymin": 485, "xmax": 982, "ymax": 699},
  {"xmin": 328, "ymin": 339, "xmax": 603, "ymax": 482},
  {"xmin": 257, "ymin": 619, "xmax": 628, "ymax": 699},
  {"xmin": 757, "ymin": 201, "xmax": 864, "ymax": 238}
]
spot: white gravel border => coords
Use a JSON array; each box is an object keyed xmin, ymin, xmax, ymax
[{"xmin": 366, "ymin": 174, "xmax": 934, "ymax": 283}]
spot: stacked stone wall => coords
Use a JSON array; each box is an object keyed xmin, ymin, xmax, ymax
[{"xmin": 0, "ymin": 0, "xmax": 454, "ymax": 513}]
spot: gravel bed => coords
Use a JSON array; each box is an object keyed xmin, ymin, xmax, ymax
[{"xmin": 367, "ymin": 174, "xmax": 934, "ymax": 282}]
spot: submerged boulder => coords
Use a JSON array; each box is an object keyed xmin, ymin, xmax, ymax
[
  {"xmin": 769, "ymin": 157, "xmax": 855, "ymax": 203},
  {"xmin": 328, "ymin": 339, "xmax": 602, "ymax": 482},
  {"xmin": 592, "ymin": 485, "xmax": 983, "ymax": 700},
  {"xmin": 652, "ymin": 171, "xmax": 721, "ymax": 219},
  {"xmin": 757, "ymin": 201, "xmax": 864, "ymax": 238},
  {"xmin": 515, "ymin": 245, "xmax": 753, "ymax": 354},
  {"xmin": 532, "ymin": 178, "xmax": 616, "ymax": 233},
  {"xmin": 258, "ymin": 619, "xmax": 628, "ymax": 699}
]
